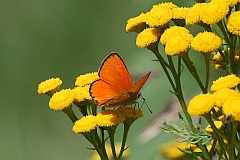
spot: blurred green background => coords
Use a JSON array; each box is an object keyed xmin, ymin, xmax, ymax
[{"xmin": 0, "ymin": 0, "xmax": 221, "ymax": 160}]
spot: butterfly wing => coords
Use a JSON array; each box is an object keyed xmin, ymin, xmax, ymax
[
  {"xmin": 90, "ymin": 52, "xmax": 133, "ymax": 106},
  {"xmin": 128, "ymin": 71, "xmax": 151, "ymax": 94},
  {"xmin": 99, "ymin": 52, "xmax": 133, "ymax": 92},
  {"xmin": 103, "ymin": 71, "xmax": 151, "ymax": 107}
]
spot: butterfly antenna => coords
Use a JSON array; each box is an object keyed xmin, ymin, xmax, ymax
[{"xmin": 138, "ymin": 93, "xmax": 152, "ymax": 114}]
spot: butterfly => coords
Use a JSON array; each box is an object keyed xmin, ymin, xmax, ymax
[{"xmin": 89, "ymin": 52, "xmax": 151, "ymax": 108}]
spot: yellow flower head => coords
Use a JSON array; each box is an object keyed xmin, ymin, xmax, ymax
[
  {"xmin": 160, "ymin": 26, "xmax": 191, "ymax": 45},
  {"xmin": 211, "ymin": 74, "xmax": 240, "ymax": 91},
  {"xmin": 159, "ymin": 141, "xmax": 197, "ymax": 159},
  {"xmin": 191, "ymin": 32, "xmax": 222, "ymax": 53},
  {"xmin": 95, "ymin": 110, "xmax": 125, "ymax": 127},
  {"xmin": 212, "ymin": 49, "xmax": 240, "ymax": 69},
  {"xmin": 75, "ymin": 72, "xmax": 99, "ymax": 87},
  {"xmin": 223, "ymin": 97, "xmax": 240, "ymax": 121},
  {"xmin": 212, "ymin": 0, "xmax": 239, "ymax": 7},
  {"xmin": 37, "ymin": 77, "xmax": 62, "ymax": 95},
  {"xmin": 227, "ymin": 11, "xmax": 240, "ymax": 36},
  {"xmin": 145, "ymin": 2, "xmax": 177, "ymax": 27},
  {"xmin": 186, "ymin": 3, "xmax": 207, "ymax": 25},
  {"xmin": 205, "ymin": 121, "xmax": 223, "ymax": 133},
  {"xmin": 126, "ymin": 13, "xmax": 147, "ymax": 33},
  {"xmin": 213, "ymin": 88, "xmax": 239, "ymax": 108},
  {"xmin": 136, "ymin": 28, "xmax": 161, "ymax": 48},
  {"xmin": 72, "ymin": 115, "xmax": 97, "ymax": 133},
  {"xmin": 165, "ymin": 35, "xmax": 193, "ymax": 56},
  {"xmin": 49, "ymin": 89, "xmax": 74, "ymax": 110},
  {"xmin": 117, "ymin": 106, "xmax": 143, "ymax": 118},
  {"xmin": 72, "ymin": 85, "xmax": 92, "ymax": 103},
  {"xmin": 201, "ymin": 2, "xmax": 229, "ymax": 24},
  {"xmin": 188, "ymin": 93, "xmax": 215, "ymax": 116},
  {"xmin": 172, "ymin": 7, "xmax": 190, "ymax": 20},
  {"xmin": 212, "ymin": 52, "xmax": 224, "ymax": 65}
]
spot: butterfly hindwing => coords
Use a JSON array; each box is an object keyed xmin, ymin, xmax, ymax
[
  {"xmin": 129, "ymin": 71, "xmax": 151, "ymax": 94},
  {"xmin": 90, "ymin": 79, "xmax": 121, "ymax": 106}
]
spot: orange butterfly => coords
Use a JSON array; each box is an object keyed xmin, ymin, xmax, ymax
[{"xmin": 90, "ymin": 52, "xmax": 151, "ymax": 108}]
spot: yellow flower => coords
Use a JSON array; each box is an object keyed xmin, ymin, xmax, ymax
[
  {"xmin": 126, "ymin": 13, "xmax": 147, "ymax": 33},
  {"xmin": 90, "ymin": 143, "xmax": 130, "ymax": 160},
  {"xmin": 191, "ymin": 32, "xmax": 222, "ymax": 53},
  {"xmin": 160, "ymin": 26, "xmax": 191, "ymax": 45},
  {"xmin": 75, "ymin": 72, "xmax": 99, "ymax": 87},
  {"xmin": 212, "ymin": 0, "xmax": 239, "ymax": 7},
  {"xmin": 172, "ymin": 7, "xmax": 190, "ymax": 20},
  {"xmin": 222, "ymin": 97, "xmax": 240, "ymax": 121},
  {"xmin": 186, "ymin": 3, "xmax": 207, "ymax": 25},
  {"xmin": 188, "ymin": 93, "xmax": 215, "ymax": 116},
  {"xmin": 136, "ymin": 28, "xmax": 161, "ymax": 48},
  {"xmin": 165, "ymin": 35, "xmax": 193, "ymax": 56},
  {"xmin": 72, "ymin": 85, "xmax": 92, "ymax": 102},
  {"xmin": 201, "ymin": 2, "xmax": 229, "ymax": 24},
  {"xmin": 212, "ymin": 49, "xmax": 240, "ymax": 69},
  {"xmin": 117, "ymin": 106, "xmax": 143, "ymax": 118},
  {"xmin": 211, "ymin": 74, "xmax": 240, "ymax": 91},
  {"xmin": 37, "ymin": 77, "xmax": 62, "ymax": 95},
  {"xmin": 72, "ymin": 115, "xmax": 97, "ymax": 133},
  {"xmin": 212, "ymin": 53, "xmax": 224, "ymax": 69},
  {"xmin": 213, "ymin": 88, "xmax": 239, "ymax": 108},
  {"xmin": 145, "ymin": 2, "xmax": 177, "ymax": 27},
  {"xmin": 193, "ymin": 144, "xmax": 212, "ymax": 152},
  {"xmin": 205, "ymin": 121, "xmax": 223, "ymax": 133},
  {"xmin": 49, "ymin": 89, "xmax": 74, "ymax": 110},
  {"xmin": 227, "ymin": 11, "xmax": 240, "ymax": 36},
  {"xmin": 95, "ymin": 110, "xmax": 125, "ymax": 127},
  {"xmin": 159, "ymin": 141, "xmax": 198, "ymax": 159}
]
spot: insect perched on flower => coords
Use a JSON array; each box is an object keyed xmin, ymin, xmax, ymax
[{"xmin": 90, "ymin": 52, "xmax": 151, "ymax": 108}]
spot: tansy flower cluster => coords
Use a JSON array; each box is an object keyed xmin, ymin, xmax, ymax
[
  {"xmin": 212, "ymin": 48, "xmax": 240, "ymax": 70},
  {"xmin": 126, "ymin": 1, "xmax": 239, "ymax": 58},
  {"xmin": 126, "ymin": 1, "xmax": 240, "ymax": 159},
  {"xmin": 187, "ymin": 74, "xmax": 240, "ymax": 148},
  {"xmin": 188, "ymin": 75, "xmax": 240, "ymax": 118},
  {"xmin": 73, "ymin": 107, "xmax": 143, "ymax": 134},
  {"xmin": 38, "ymin": 72, "xmax": 144, "ymax": 160},
  {"xmin": 38, "ymin": 72, "xmax": 99, "ymax": 110}
]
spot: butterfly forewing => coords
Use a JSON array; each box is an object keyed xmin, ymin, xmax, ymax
[
  {"xmin": 90, "ymin": 53, "xmax": 133, "ymax": 106},
  {"xmin": 99, "ymin": 53, "xmax": 133, "ymax": 93}
]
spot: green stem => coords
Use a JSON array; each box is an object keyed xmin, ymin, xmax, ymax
[
  {"xmin": 93, "ymin": 129, "xmax": 109, "ymax": 159},
  {"xmin": 151, "ymin": 49, "xmax": 211, "ymax": 159},
  {"xmin": 229, "ymin": 121, "xmax": 238, "ymax": 160},
  {"xmin": 203, "ymin": 53, "xmax": 211, "ymax": 90},
  {"xmin": 151, "ymin": 48, "xmax": 176, "ymax": 90},
  {"xmin": 117, "ymin": 122, "xmax": 130, "ymax": 160},
  {"xmin": 205, "ymin": 114, "xmax": 228, "ymax": 159},
  {"xmin": 217, "ymin": 20, "xmax": 230, "ymax": 45},
  {"xmin": 176, "ymin": 78, "xmax": 211, "ymax": 160},
  {"xmin": 90, "ymin": 101, "xmax": 97, "ymax": 116},
  {"xmin": 83, "ymin": 132, "xmax": 108, "ymax": 160},
  {"xmin": 107, "ymin": 127, "xmax": 117, "ymax": 159},
  {"xmin": 181, "ymin": 54, "xmax": 207, "ymax": 93},
  {"xmin": 62, "ymin": 106, "xmax": 78, "ymax": 123}
]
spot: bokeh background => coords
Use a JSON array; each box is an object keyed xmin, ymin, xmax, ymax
[{"xmin": 1, "ymin": 0, "xmax": 222, "ymax": 160}]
